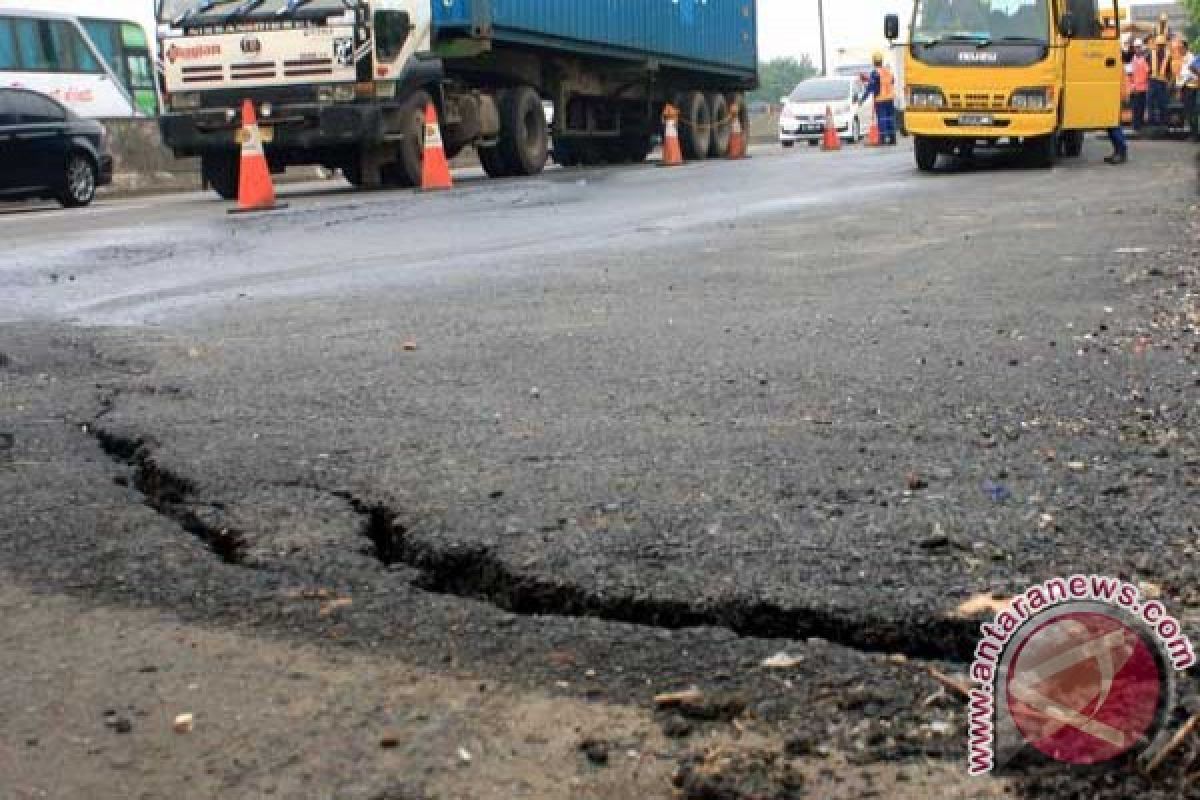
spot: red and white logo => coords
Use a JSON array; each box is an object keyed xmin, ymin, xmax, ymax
[
  {"xmin": 1005, "ymin": 611, "xmax": 1163, "ymax": 766},
  {"xmin": 166, "ymin": 43, "xmax": 222, "ymax": 64}
]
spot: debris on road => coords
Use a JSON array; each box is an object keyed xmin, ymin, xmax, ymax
[
  {"xmin": 456, "ymin": 746, "xmax": 473, "ymax": 765},
  {"xmin": 954, "ymin": 593, "xmax": 1010, "ymax": 618},
  {"xmin": 760, "ymin": 652, "xmax": 804, "ymax": 670},
  {"xmin": 173, "ymin": 713, "xmax": 194, "ymax": 734},
  {"xmin": 981, "ymin": 480, "xmax": 1011, "ymax": 503},
  {"xmin": 654, "ymin": 688, "xmax": 746, "ymax": 721},
  {"xmin": 580, "ymin": 737, "xmax": 610, "ymax": 766},
  {"xmin": 926, "ymin": 669, "xmax": 972, "ymax": 701}
]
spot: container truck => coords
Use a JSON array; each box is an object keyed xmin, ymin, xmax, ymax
[
  {"xmin": 155, "ymin": 0, "xmax": 758, "ymax": 198},
  {"xmin": 885, "ymin": 0, "xmax": 1124, "ymax": 172}
]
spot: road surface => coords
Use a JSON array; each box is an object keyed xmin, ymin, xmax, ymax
[{"xmin": 2, "ymin": 139, "xmax": 1197, "ymax": 799}]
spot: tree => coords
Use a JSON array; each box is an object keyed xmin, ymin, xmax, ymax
[
  {"xmin": 1185, "ymin": 0, "xmax": 1200, "ymax": 40},
  {"xmin": 750, "ymin": 56, "xmax": 819, "ymax": 106}
]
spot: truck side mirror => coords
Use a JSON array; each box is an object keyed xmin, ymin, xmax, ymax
[
  {"xmin": 1058, "ymin": 11, "xmax": 1075, "ymax": 38},
  {"xmin": 884, "ymin": 14, "xmax": 900, "ymax": 42}
]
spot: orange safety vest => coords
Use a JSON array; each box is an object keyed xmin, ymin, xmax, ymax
[
  {"xmin": 1131, "ymin": 54, "xmax": 1150, "ymax": 92},
  {"xmin": 876, "ymin": 66, "xmax": 895, "ymax": 103}
]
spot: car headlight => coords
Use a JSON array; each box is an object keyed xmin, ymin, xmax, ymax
[
  {"xmin": 909, "ymin": 87, "xmax": 946, "ymax": 109},
  {"xmin": 170, "ymin": 92, "xmax": 201, "ymax": 111},
  {"xmin": 1011, "ymin": 88, "xmax": 1052, "ymax": 110}
]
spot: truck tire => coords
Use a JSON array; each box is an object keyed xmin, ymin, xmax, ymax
[
  {"xmin": 708, "ymin": 92, "xmax": 731, "ymax": 157},
  {"xmin": 1058, "ymin": 130, "xmax": 1084, "ymax": 158},
  {"xmin": 478, "ymin": 144, "xmax": 513, "ymax": 178},
  {"xmin": 913, "ymin": 136, "xmax": 939, "ymax": 172},
  {"xmin": 201, "ymin": 153, "xmax": 239, "ymax": 199},
  {"xmin": 388, "ymin": 90, "xmax": 432, "ymax": 188},
  {"xmin": 678, "ymin": 91, "xmax": 712, "ymax": 160},
  {"xmin": 1024, "ymin": 134, "xmax": 1057, "ymax": 168},
  {"xmin": 498, "ymin": 86, "xmax": 549, "ymax": 176}
]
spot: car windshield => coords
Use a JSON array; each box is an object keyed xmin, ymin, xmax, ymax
[
  {"xmin": 789, "ymin": 79, "xmax": 852, "ymax": 103},
  {"xmin": 912, "ymin": 0, "xmax": 1050, "ymax": 44},
  {"xmin": 160, "ymin": 0, "xmax": 348, "ymax": 22}
]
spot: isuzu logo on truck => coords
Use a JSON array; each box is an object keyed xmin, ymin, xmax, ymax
[
  {"xmin": 166, "ymin": 43, "xmax": 222, "ymax": 63},
  {"xmin": 958, "ymin": 51, "xmax": 999, "ymax": 63}
]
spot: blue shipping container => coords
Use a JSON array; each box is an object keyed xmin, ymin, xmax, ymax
[{"xmin": 433, "ymin": 0, "xmax": 758, "ymax": 78}]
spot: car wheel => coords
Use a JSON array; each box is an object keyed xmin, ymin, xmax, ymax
[
  {"xmin": 59, "ymin": 153, "xmax": 97, "ymax": 207},
  {"xmin": 478, "ymin": 144, "xmax": 513, "ymax": 178},
  {"xmin": 1023, "ymin": 134, "xmax": 1057, "ymax": 168}
]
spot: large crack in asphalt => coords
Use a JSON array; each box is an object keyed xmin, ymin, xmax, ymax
[
  {"xmin": 87, "ymin": 416, "xmax": 980, "ymax": 664},
  {"xmin": 91, "ymin": 428, "xmax": 249, "ymax": 566}
]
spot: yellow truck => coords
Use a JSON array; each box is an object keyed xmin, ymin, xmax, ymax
[{"xmin": 885, "ymin": 0, "xmax": 1124, "ymax": 171}]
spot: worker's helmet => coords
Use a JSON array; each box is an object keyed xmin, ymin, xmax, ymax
[
  {"xmin": 872, "ymin": 51, "xmax": 884, "ymax": 66},
  {"xmin": 1134, "ymin": 38, "xmax": 1145, "ymax": 48}
]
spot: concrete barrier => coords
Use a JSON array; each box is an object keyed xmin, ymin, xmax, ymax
[{"xmin": 99, "ymin": 118, "xmax": 202, "ymax": 194}]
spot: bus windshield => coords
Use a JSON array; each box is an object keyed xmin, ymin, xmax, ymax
[{"xmin": 912, "ymin": 0, "xmax": 1050, "ymax": 44}]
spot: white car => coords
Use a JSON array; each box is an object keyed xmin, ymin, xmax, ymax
[{"xmin": 779, "ymin": 76, "xmax": 872, "ymax": 147}]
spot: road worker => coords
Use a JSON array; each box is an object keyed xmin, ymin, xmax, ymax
[
  {"xmin": 1130, "ymin": 39, "xmax": 1150, "ymax": 131},
  {"xmin": 1179, "ymin": 38, "xmax": 1199, "ymax": 140},
  {"xmin": 1148, "ymin": 34, "xmax": 1173, "ymax": 128},
  {"xmin": 862, "ymin": 52, "xmax": 897, "ymax": 146}
]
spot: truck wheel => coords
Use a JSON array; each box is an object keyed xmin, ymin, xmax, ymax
[
  {"xmin": 913, "ymin": 136, "xmax": 939, "ymax": 172},
  {"xmin": 478, "ymin": 145, "xmax": 513, "ymax": 178},
  {"xmin": 1023, "ymin": 135, "xmax": 1057, "ymax": 168},
  {"xmin": 498, "ymin": 86, "xmax": 549, "ymax": 176},
  {"xmin": 621, "ymin": 134, "xmax": 653, "ymax": 163},
  {"xmin": 1058, "ymin": 130, "xmax": 1084, "ymax": 158},
  {"xmin": 390, "ymin": 90, "xmax": 432, "ymax": 188},
  {"xmin": 201, "ymin": 153, "xmax": 239, "ymax": 199},
  {"xmin": 678, "ymin": 91, "xmax": 712, "ymax": 160},
  {"xmin": 707, "ymin": 93, "xmax": 731, "ymax": 157}
]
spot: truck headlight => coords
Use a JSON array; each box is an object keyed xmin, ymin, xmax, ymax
[
  {"xmin": 909, "ymin": 87, "xmax": 945, "ymax": 109},
  {"xmin": 1011, "ymin": 88, "xmax": 1052, "ymax": 110},
  {"xmin": 170, "ymin": 92, "xmax": 201, "ymax": 111}
]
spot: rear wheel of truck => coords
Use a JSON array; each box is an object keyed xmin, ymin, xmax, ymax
[
  {"xmin": 498, "ymin": 86, "xmax": 549, "ymax": 176},
  {"xmin": 1058, "ymin": 130, "xmax": 1084, "ymax": 158},
  {"xmin": 478, "ymin": 144, "xmax": 513, "ymax": 178},
  {"xmin": 201, "ymin": 153, "xmax": 239, "ymax": 200},
  {"xmin": 387, "ymin": 90, "xmax": 432, "ymax": 188},
  {"xmin": 1023, "ymin": 134, "xmax": 1057, "ymax": 168},
  {"xmin": 707, "ymin": 93, "xmax": 731, "ymax": 158},
  {"xmin": 678, "ymin": 91, "xmax": 712, "ymax": 160},
  {"xmin": 914, "ymin": 136, "xmax": 939, "ymax": 172}
]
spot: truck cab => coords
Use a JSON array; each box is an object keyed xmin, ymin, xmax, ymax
[
  {"xmin": 158, "ymin": 0, "xmax": 445, "ymax": 195},
  {"xmin": 886, "ymin": 0, "xmax": 1123, "ymax": 171}
]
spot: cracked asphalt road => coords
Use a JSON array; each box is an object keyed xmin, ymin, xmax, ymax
[{"xmin": 2, "ymin": 140, "xmax": 1198, "ymax": 798}]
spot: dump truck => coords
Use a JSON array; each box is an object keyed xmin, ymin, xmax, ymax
[
  {"xmin": 156, "ymin": 0, "xmax": 758, "ymax": 198},
  {"xmin": 885, "ymin": 0, "xmax": 1125, "ymax": 171}
]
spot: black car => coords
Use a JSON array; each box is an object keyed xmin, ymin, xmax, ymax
[{"xmin": 0, "ymin": 88, "xmax": 114, "ymax": 207}]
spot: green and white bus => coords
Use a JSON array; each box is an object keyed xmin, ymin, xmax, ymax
[{"xmin": 0, "ymin": 1, "xmax": 160, "ymax": 118}]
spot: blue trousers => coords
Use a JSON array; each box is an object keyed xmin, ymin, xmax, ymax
[
  {"xmin": 875, "ymin": 100, "xmax": 896, "ymax": 141},
  {"xmin": 1149, "ymin": 80, "xmax": 1169, "ymax": 125},
  {"xmin": 1107, "ymin": 125, "xmax": 1127, "ymax": 155}
]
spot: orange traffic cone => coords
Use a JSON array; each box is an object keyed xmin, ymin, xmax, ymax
[
  {"xmin": 660, "ymin": 104, "xmax": 684, "ymax": 167},
  {"xmin": 420, "ymin": 102, "xmax": 453, "ymax": 191},
  {"xmin": 820, "ymin": 106, "xmax": 841, "ymax": 152},
  {"xmin": 865, "ymin": 116, "xmax": 882, "ymax": 147},
  {"xmin": 727, "ymin": 103, "xmax": 746, "ymax": 160},
  {"xmin": 229, "ymin": 99, "xmax": 286, "ymax": 214}
]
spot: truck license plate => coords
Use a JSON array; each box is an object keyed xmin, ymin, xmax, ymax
[
  {"xmin": 959, "ymin": 114, "xmax": 994, "ymax": 127},
  {"xmin": 236, "ymin": 126, "xmax": 274, "ymax": 144}
]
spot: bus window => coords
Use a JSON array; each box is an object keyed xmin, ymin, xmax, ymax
[
  {"xmin": 81, "ymin": 18, "xmax": 159, "ymax": 116},
  {"xmin": 14, "ymin": 19, "xmax": 102, "ymax": 73},
  {"xmin": 0, "ymin": 19, "xmax": 16, "ymax": 70}
]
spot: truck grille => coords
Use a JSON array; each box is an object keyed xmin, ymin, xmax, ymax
[
  {"xmin": 946, "ymin": 92, "xmax": 1006, "ymax": 110},
  {"xmin": 231, "ymin": 61, "xmax": 278, "ymax": 81},
  {"xmin": 283, "ymin": 58, "xmax": 334, "ymax": 78},
  {"xmin": 181, "ymin": 64, "xmax": 224, "ymax": 84}
]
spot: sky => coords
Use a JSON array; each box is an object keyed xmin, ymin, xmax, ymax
[{"xmin": 758, "ymin": 0, "xmax": 910, "ymax": 65}]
